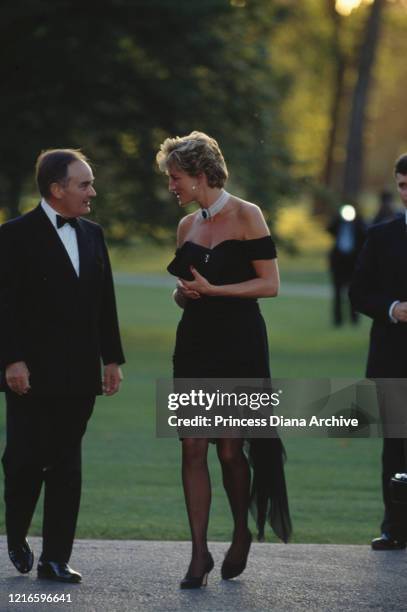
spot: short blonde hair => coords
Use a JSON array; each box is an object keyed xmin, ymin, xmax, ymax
[{"xmin": 156, "ymin": 131, "xmax": 228, "ymax": 188}]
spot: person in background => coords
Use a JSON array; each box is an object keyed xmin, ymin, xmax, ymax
[
  {"xmin": 349, "ymin": 153, "xmax": 407, "ymax": 550},
  {"xmin": 328, "ymin": 204, "xmax": 367, "ymax": 326},
  {"xmin": 372, "ymin": 189, "xmax": 398, "ymax": 225}
]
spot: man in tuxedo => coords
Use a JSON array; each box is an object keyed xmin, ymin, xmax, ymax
[
  {"xmin": 0, "ymin": 149, "xmax": 125, "ymax": 581},
  {"xmin": 349, "ymin": 153, "xmax": 407, "ymax": 550}
]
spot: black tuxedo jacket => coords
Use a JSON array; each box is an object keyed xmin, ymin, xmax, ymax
[
  {"xmin": 0, "ymin": 205, "xmax": 125, "ymax": 397},
  {"xmin": 349, "ymin": 216, "xmax": 407, "ymax": 377}
]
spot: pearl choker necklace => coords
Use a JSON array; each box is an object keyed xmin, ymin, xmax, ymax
[{"xmin": 201, "ymin": 190, "xmax": 230, "ymax": 220}]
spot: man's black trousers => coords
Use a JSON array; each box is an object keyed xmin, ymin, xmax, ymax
[{"xmin": 2, "ymin": 393, "xmax": 94, "ymax": 563}]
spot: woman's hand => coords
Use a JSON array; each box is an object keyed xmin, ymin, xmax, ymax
[
  {"xmin": 176, "ymin": 277, "xmax": 201, "ymax": 300},
  {"xmin": 182, "ymin": 267, "xmax": 214, "ymax": 296}
]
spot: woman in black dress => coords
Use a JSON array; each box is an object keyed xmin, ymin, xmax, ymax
[{"xmin": 157, "ymin": 131, "xmax": 291, "ymax": 589}]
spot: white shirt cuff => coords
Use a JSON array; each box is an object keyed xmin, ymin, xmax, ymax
[{"xmin": 389, "ymin": 301, "xmax": 400, "ymax": 323}]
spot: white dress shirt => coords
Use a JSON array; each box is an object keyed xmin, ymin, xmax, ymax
[{"xmin": 41, "ymin": 199, "xmax": 80, "ymax": 276}]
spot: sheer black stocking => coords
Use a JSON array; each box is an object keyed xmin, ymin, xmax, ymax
[
  {"xmin": 217, "ymin": 439, "xmax": 252, "ymax": 562},
  {"xmin": 182, "ymin": 438, "xmax": 211, "ymax": 576}
]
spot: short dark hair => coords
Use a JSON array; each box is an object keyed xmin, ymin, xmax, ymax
[
  {"xmin": 394, "ymin": 153, "xmax": 407, "ymax": 176},
  {"xmin": 35, "ymin": 149, "xmax": 89, "ymax": 198}
]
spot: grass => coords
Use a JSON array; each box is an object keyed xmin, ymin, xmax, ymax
[{"xmin": 0, "ymin": 245, "xmax": 383, "ymax": 544}]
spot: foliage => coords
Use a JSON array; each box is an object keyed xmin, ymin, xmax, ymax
[
  {"xmin": 269, "ymin": 0, "xmax": 407, "ymax": 211},
  {"xmin": 2, "ymin": 1, "xmax": 406, "ymax": 235},
  {"xmin": 0, "ymin": 0, "xmax": 293, "ymax": 239}
]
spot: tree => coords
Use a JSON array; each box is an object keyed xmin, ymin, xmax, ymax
[
  {"xmin": 342, "ymin": 0, "xmax": 386, "ymax": 202},
  {"xmin": 269, "ymin": 0, "xmax": 402, "ymax": 216},
  {"xmin": 0, "ymin": 0, "xmax": 292, "ymax": 240},
  {"xmin": 315, "ymin": 0, "xmax": 347, "ymax": 214}
]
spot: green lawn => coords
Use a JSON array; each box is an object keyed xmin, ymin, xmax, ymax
[{"xmin": 0, "ymin": 248, "xmax": 383, "ymax": 544}]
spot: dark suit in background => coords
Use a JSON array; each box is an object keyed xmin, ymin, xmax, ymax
[
  {"xmin": 329, "ymin": 213, "xmax": 367, "ymax": 326},
  {"xmin": 0, "ymin": 204, "xmax": 125, "ymax": 563},
  {"xmin": 349, "ymin": 216, "xmax": 407, "ymax": 543}
]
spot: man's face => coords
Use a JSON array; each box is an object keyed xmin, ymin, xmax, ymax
[
  {"xmin": 55, "ymin": 160, "xmax": 96, "ymax": 217},
  {"xmin": 395, "ymin": 172, "xmax": 407, "ymax": 208}
]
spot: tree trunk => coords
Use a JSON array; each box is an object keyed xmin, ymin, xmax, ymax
[
  {"xmin": 342, "ymin": 0, "xmax": 385, "ymax": 202},
  {"xmin": 314, "ymin": 0, "xmax": 347, "ymax": 215},
  {"xmin": 322, "ymin": 2, "xmax": 346, "ymax": 190}
]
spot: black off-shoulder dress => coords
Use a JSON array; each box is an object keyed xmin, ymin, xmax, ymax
[{"xmin": 167, "ymin": 236, "xmax": 292, "ymax": 542}]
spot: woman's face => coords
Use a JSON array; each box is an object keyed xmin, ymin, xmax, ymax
[{"xmin": 167, "ymin": 165, "xmax": 197, "ymax": 206}]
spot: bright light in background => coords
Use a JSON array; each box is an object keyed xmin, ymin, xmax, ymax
[
  {"xmin": 340, "ymin": 205, "xmax": 356, "ymax": 221},
  {"xmin": 336, "ymin": 0, "xmax": 374, "ymax": 16}
]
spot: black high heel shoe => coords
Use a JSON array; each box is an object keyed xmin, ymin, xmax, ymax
[
  {"xmin": 221, "ymin": 530, "xmax": 252, "ymax": 580},
  {"xmin": 180, "ymin": 552, "xmax": 214, "ymax": 589}
]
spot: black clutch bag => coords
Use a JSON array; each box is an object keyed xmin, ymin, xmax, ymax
[
  {"xmin": 167, "ymin": 249, "xmax": 195, "ymax": 281},
  {"xmin": 390, "ymin": 473, "xmax": 407, "ymax": 504}
]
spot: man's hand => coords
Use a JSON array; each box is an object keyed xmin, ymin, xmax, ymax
[
  {"xmin": 6, "ymin": 361, "xmax": 31, "ymax": 395},
  {"xmin": 393, "ymin": 302, "xmax": 407, "ymax": 322},
  {"xmin": 103, "ymin": 363, "xmax": 123, "ymax": 396}
]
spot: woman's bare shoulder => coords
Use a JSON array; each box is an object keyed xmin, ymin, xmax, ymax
[
  {"xmin": 230, "ymin": 196, "xmax": 270, "ymax": 239},
  {"xmin": 176, "ymin": 212, "xmax": 197, "ymax": 246}
]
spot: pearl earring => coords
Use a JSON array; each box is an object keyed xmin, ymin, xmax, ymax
[{"xmin": 192, "ymin": 185, "xmax": 196, "ymax": 191}]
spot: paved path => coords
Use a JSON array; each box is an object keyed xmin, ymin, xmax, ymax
[
  {"xmin": 114, "ymin": 274, "xmax": 330, "ymax": 299},
  {"xmin": 1, "ymin": 538, "xmax": 405, "ymax": 612}
]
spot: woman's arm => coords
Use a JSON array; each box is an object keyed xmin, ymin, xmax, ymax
[
  {"xmin": 183, "ymin": 203, "xmax": 280, "ymax": 299},
  {"xmin": 187, "ymin": 260, "xmax": 279, "ymax": 298},
  {"xmin": 172, "ymin": 214, "xmax": 200, "ymax": 308}
]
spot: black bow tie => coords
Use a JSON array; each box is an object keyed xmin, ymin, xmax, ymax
[{"xmin": 56, "ymin": 215, "xmax": 78, "ymax": 229}]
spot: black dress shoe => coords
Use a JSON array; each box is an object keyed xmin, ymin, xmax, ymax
[
  {"xmin": 37, "ymin": 561, "xmax": 82, "ymax": 583},
  {"xmin": 221, "ymin": 530, "xmax": 252, "ymax": 580},
  {"xmin": 371, "ymin": 534, "xmax": 406, "ymax": 550},
  {"xmin": 8, "ymin": 539, "xmax": 34, "ymax": 574}
]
